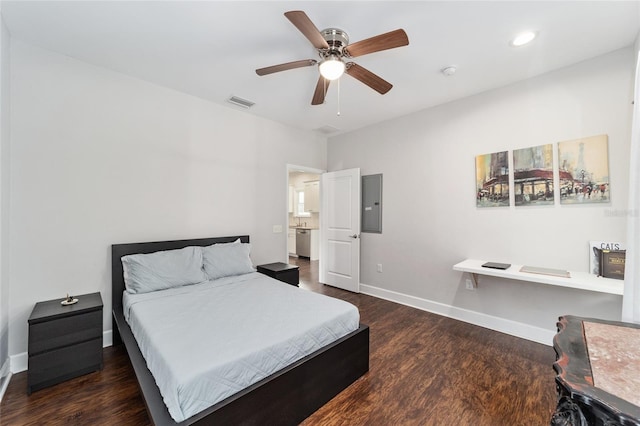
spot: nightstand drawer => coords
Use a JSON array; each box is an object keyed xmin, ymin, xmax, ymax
[
  {"xmin": 270, "ymin": 268, "xmax": 299, "ymax": 286},
  {"xmin": 29, "ymin": 310, "xmax": 102, "ymax": 355},
  {"xmin": 28, "ymin": 337, "xmax": 102, "ymax": 393}
]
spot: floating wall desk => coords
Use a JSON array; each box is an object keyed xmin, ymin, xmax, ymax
[{"xmin": 453, "ymin": 259, "xmax": 623, "ymax": 295}]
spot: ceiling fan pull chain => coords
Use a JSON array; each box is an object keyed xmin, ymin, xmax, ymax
[{"xmin": 337, "ymin": 77, "xmax": 341, "ymax": 116}]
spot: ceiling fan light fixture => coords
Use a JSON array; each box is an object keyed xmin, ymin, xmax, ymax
[
  {"xmin": 257, "ymin": 11, "xmax": 409, "ymax": 105},
  {"xmin": 319, "ymin": 56, "xmax": 345, "ymax": 80}
]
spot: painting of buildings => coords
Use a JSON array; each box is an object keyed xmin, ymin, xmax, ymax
[
  {"xmin": 476, "ymin": 151, "xmax": 509, "ymax": 207},
  {"xmin": 558, "ymin": 135, "xmax": 610, "ymax": 204},
  {"xmin": 513, "ymin": 144, "xmax": 554, "ymax": 206}
]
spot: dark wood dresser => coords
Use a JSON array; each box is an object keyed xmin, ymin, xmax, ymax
[
  {"xmin": 27, "ymin": 292, "xmax": 103, "ymax": 394},
  {"xmin": 257, "ymin": 262, "xmax": 300, "ymax": 286},
  {"xmin": 552, "ymin": 315, "xmax": 640, "ymax": 425}
]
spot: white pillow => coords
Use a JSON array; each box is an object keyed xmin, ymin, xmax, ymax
[
  {"xmin": 202, "ymin": 241, "xmax": 255, "ymax": 280},
  {"xmin": 122, "ymin": 246, "xmax": 207, "ymax": 294}
]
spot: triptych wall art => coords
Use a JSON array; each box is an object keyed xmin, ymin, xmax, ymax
[{"xmin": 475, "ymin": 134, "xmax": 610, "ymax": 208}]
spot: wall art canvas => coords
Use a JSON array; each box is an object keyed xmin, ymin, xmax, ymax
[
  {"xmin": 513, "ymin": 144, "xmax": 554, "ymax": 206},
  {"xmin": 476, "ymin": 151, "xmax": 509, "ymax": 207},
  {"xmin": 558, "ymin": 134, "xmax": 610, "ymax": 204}
]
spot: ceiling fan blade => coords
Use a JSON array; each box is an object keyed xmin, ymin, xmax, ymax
[
  {"xmin": 345, "ymin": 63, "xmax": 393, "ymax": 94},
  {"xmin": 284, "ymin": 11, "xmax": 329, "ymax": 50},
  {"xmin": 256, "ymin": 59, "xmax": 317, "ymax": 76},
  {"xmin": 311, "ymin": 76, "xmax": 330, "ymax": 105},
  {"xmin": 344, "ymin": 29, "xmax": 409, "ymax": 58}
]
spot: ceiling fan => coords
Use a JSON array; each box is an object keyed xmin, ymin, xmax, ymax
[{"xmin": 256, "ymin": 10, "xmax": 409, "ymax": 105}]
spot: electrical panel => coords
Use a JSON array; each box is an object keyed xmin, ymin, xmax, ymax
[{"xmin": 361, "ymin": 174, "xmax": 382, "ymax": 233}]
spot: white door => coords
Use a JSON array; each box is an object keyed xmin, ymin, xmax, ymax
[{"xmin": 320, "ymin": 168, "xmax": 360, "ymax": 292}]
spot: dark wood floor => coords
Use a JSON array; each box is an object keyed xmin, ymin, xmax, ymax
[{"xmin": 0, "ymin": 258, "xmax": 557, "ymax": 425}]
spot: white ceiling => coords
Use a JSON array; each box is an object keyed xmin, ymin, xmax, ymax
[{"xmin": 2, "ymin": 1, "xmax": 639, "ymax": 135}]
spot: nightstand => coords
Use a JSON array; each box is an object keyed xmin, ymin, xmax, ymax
[
  {"xmin": 27, "ymin": 292, "xmax": 103, "ymax": 394},
  {"xmin": 257, "ymin": 262, "xmax": 300, "ymax": 286}
]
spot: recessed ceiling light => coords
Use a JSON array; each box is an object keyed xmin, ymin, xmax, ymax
[{"xmin": 510, "ymin": 31, "xmax": 537, "ymax": 47}]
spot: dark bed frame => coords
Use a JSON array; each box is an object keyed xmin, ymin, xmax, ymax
[{"xmin": 111, "ymin": 235, "xmax": 369, "ymax": 426}]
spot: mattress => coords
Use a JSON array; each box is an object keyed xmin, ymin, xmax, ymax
[{"xmin": 123, "ymin": 272, "xmax": 360, "ymax": 422}]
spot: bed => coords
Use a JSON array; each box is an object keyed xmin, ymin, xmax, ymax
[{"xmin": 111, "ymin": 235, "xmax": 369, "ymax": 425}]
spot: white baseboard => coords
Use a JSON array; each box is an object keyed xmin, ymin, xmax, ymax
[
  {"xmin": 0, "ymin": 358, "xmax": 11, "ymax": 401},
  {"xmin": 10, "ymin": 352, "xmax": 26, "ymax": 374},
  {"xmin": 103, "ymin": 329, "xmax": 113, "ymax": 348},
  {"xmin": 360, "ymin": 283, "xmax": 555, "ymax": 346},
  {"xmin": 10, "ymin": 330, "xmax": 115, "ymax": 374}
]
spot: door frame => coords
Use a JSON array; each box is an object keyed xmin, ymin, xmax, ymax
[{"xmin": 285, "ymin": 164, "xmax": 325, "ymax": 261}]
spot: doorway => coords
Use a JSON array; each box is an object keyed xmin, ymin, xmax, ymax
[{"xmin": 286, "ymin": 165, "xmax": 323, "ymax": 284}]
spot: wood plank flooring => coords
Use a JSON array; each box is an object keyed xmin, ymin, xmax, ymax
[{"xmin": 0, "ymin": 258, "xmax": 557, "ymax": 425}]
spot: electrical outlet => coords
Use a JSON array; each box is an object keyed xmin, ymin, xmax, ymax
[
  {"xmin": 376, "ymin": 263, "xmax": 383, "ymax": 273},
  {"xmin": 272, "ymin": 225, "xmax": 283, "ymax": 233},
  {"xmin": 465, "ymin": 279, "xmax": 475, "ymax": 290}
]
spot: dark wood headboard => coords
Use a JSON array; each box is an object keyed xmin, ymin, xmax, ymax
[{"xmin": 111, "ymin": 235, "xmax": 250, "ymax": 313}]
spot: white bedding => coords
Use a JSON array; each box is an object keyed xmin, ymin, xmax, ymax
[{"xmin": 123, "ymin": 272, "xmax": 360, "ymax": 422}]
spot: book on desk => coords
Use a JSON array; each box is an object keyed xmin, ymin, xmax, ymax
[{"xmin": 596, "ymin": 249, "xmax": 626, "ymax": 280}]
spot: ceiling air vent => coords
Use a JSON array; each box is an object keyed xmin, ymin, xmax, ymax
[
  {"xmin": 227, "ymin": 96, "xmax": 255, "ymax": 109},
  {"xmin": 315, "ymin": 125, "xmax": 340, "ymax": 135}
]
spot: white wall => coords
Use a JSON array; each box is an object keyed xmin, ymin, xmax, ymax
[
  {"xmin": 329, "ymin": 48, "xmax": 634, "ymax": 344},
  {"xmin": 7, "ymin": 40, "xmax": 326, "ymax": 364},
  {"xmin": 0, "ymin": 10, "xmax": 11, "ymax": 388}
]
